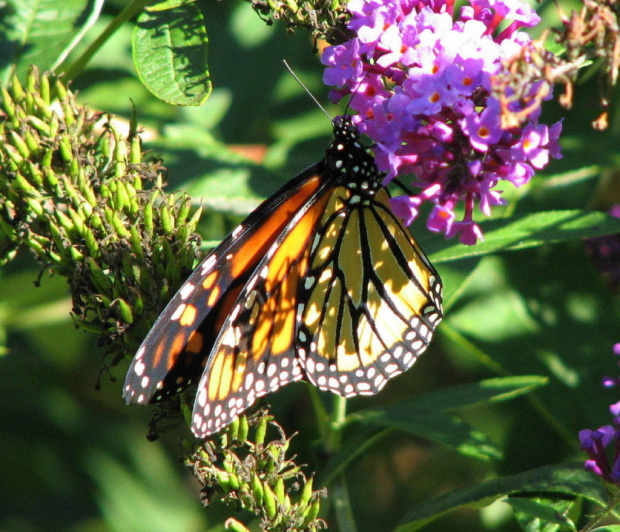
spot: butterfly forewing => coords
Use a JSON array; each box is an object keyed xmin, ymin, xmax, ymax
[
  {"xmin": 191, "ymin": 185, "xmax": 336, "ymax": 436},
  {"xmin": 123, "ymin": 167, "xmax": 326, "ymax": 405}
]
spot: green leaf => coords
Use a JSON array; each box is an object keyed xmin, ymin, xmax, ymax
[
  {"xmin": 0, "ymin": 0, "xmax": 104, "ymax": 84},
  {"xmin": 155, "ymin": 122, "xmax": 274, "ymax": 214},
  {"xmin": 394, "ymin": 463, "xmax": 608, "ymax": 531},
  {"xmin": 146, "ymin": 0, "xmax": 198, "ymax": 11},
  {"xmin": 322, "ymin": 379, "xmax": 537, "ymax": 479},
  {"xmin": 86, "ymin": 439, "xmax": 206, "ymax": 531},
  {"xmin": 353, "ymin": 408, "xmax": 502, "ymax": 460},
  {"xmin": 322, "ymin": 376, "xmax": 531, "ymax": 482},
  {"xmin": 330, "ymin": 377, "xmax": 547, "ymax": 470},
  {"xmin": 353, "ymin": 376, "xmax": 546, "ymax": 420},
  {"xmin": 429, "ymin": 210, "xmax": 620, "ymax": 263},
  {"xmin": 318, "ymin": 425, "xmax": 394, "ymax": 486},
  {"xmin": 398, "ymin": 376, "xmax": 549, "ymax": 412},
  {"xmin": 508, "ymin": 497, "xmax": 577, "ymax": 531},
  {"xmin": 133, "ymin": 3, "xmax": 211, "ymax": 105},
  {"xmin": 230, "ymin": 2, "xmax": 275, "ymax": 48}
]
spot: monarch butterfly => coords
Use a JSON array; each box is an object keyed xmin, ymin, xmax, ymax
[{"xmin": 123, "ymin": 116, "xmax": 443, "ymax": 438}]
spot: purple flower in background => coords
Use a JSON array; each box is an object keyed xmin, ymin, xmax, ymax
[
  {"xmin": 580, "ymin": 344, "xmax": 620, "ymax": 485},
  {"xmin": 603, "ymin": 345, "xmax": 620, "ymax": 414},
  {"xmin": 322, "ymin": 0, "xmax": 562, "ymax": 244},
  {"xmin": 580, "ymin": 424, "xmax": 620, "ymax": 485}
]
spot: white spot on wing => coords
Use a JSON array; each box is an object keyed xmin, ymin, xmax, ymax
[
  {"xmin": 232, "ymin": 225, "xmax": 244, "ymax": 238},
  {"xmin": 200, "ymin": 254, "xmax": 218, "ymax": 275},
  {"xmin": 170, "ymin": 304, "xmax": 186, "ymax": 321},
  {"xmin": 179, "ymin": 282, "xmax": 195, "ymax": 301},
  {"xmin": 134, "ymin": 360, "xmax": 146, "ymax": 377}
]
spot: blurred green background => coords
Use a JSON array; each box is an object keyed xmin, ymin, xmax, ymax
[{"xmin": 2, "ymin": 0, "xmax": 620, "ymax": 530}]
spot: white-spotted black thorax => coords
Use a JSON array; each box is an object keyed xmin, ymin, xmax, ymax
[{"xmin": 326, "ymin": 116, "xmax": 382, "ymax": 194}]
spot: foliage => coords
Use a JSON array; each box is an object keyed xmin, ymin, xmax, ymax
[{"xmin": 1, "ymin": 0, "xmax": 620, "ymax": 531}]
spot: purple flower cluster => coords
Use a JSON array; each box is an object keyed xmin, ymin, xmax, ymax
[
  {"xmin": 322, "ymin": 0, "xmax": 563, "ymax": 244},
  {"xmin": 603, "ymin": 344, "xmax": 620, "ymax": 417},
  {"xmin": 580, "ymin": 423, "xmax": 620, "ymax": 485},
  {"xmin": 579, "ymin": 344, "xmax": 620, "ymax": 486}
]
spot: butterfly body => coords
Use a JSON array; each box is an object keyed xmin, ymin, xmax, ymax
[{"xmin": 124, "ymin": 116, "xmax": 442, "ymax": 438}]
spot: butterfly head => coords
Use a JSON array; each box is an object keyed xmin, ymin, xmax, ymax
[{"xmin": 332, "ymin": 115, "xmax": 360, "ymax": 142}]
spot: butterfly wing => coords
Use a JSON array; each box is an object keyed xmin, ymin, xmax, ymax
[
  {"xmin": 296, "ymin": 187, "xmax": 443, "ymax": 396},
  {"xmin": 123, "ymin": 164, "xmax": 328, "ymax": 405},
  {"xmin": 190, "ymin": 180, "xmax": 337, "ymax": 436}
]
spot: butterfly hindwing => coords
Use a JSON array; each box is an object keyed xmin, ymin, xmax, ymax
[{"xmin": 296, "ymin": 187, "xmax": 443, "ymax": 396}]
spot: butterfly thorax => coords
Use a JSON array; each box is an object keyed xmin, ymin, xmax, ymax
[{"xmin": 325, "ymin": 116, "xmax": 382, "ymax": 197}]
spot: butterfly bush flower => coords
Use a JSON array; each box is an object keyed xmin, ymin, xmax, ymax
[
  {"xmin": 603, "ymin": 344, "xmax": 620, "ymax": 417},
  {"xmin": 579, "ymin": 344, "xmax": 620, "ymax": 486},
  {"xmin": 322, "ymin": 0, "xmax": 563, "ymax": 244},
  {"xmin": 579, "ymin": 423, "xmax": 620, "ymax": 486}
]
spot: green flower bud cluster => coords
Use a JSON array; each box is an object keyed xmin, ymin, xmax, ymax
[
  {"xmin": 187, "ymin": 410, "xmax": 325, "ymax": 531},
  {"xmin": 250, "ymin": 0, "xmax": 348, "ymax": 44},
  {"xmin": 0, "ymin": 66, "xmax": 202, "ymax": 356}
]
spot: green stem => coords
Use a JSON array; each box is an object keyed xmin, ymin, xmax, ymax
[
  {"xmin": 326, "ymin": 394, "xmax": 348, "ymax": 453},
  {"xmin": 579, "ymin": 494, "xmax": 620, "ymax": 532},
  {"xmin": 324, "ymin": 394, "xmax": 357, "ymax": 532},
  {"xmin": 332, "ymin": 475, "xmax": 358, "ymax": 532},
  {"xmin": 60, "ymin": 0, "xmax": 153, "ymax": 82}
]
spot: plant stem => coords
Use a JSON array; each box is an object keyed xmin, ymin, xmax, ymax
[
  {"xmin": 327, "ymin": 394, "xmax": 347, "ymax": 453},
  {"xmin": 60, "ymin": 0, "xmax": 153, "ymax": 82},
  {"xmin": 332, "ymin": 475, "xmax": 358, "ymax": 532},
  {"xmin": 322, "ymin": 394, "xmax": 358, "ymax": 531}
]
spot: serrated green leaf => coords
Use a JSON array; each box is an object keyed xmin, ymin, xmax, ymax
[
  {"xmin": 0, "ymin": 0, "xmax": 104, "ymax": 84},
  {"xmin": 133, "ymin": 3, "xmax": 211, "ymax": 105},
  {"xmin": 395, "ymin": 463, "xmax": 608, "ymax": 531},
  {"xmin": 429, "ymin": 210, "xmax": 620, "ymax": 263}
]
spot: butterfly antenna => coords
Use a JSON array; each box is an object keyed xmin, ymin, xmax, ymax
[{"xmin": 283, "ymin": 60, "xmax": 331, "ymax": 121}]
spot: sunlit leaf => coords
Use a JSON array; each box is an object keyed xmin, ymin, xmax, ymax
[
  {"xmin": 0, "ymin": 0, "xmax": 104, "ymax": 84},
  {"xmin": 133, "ymin": 3, "xmax": 211, "ymax": 105},
  {"xmin": 395, "ymin": 463, "xmax": 607, "ymax": 531},
  {"xmin": 430, "ymin": 210, "xmax": 620, "ymax": 263}
]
